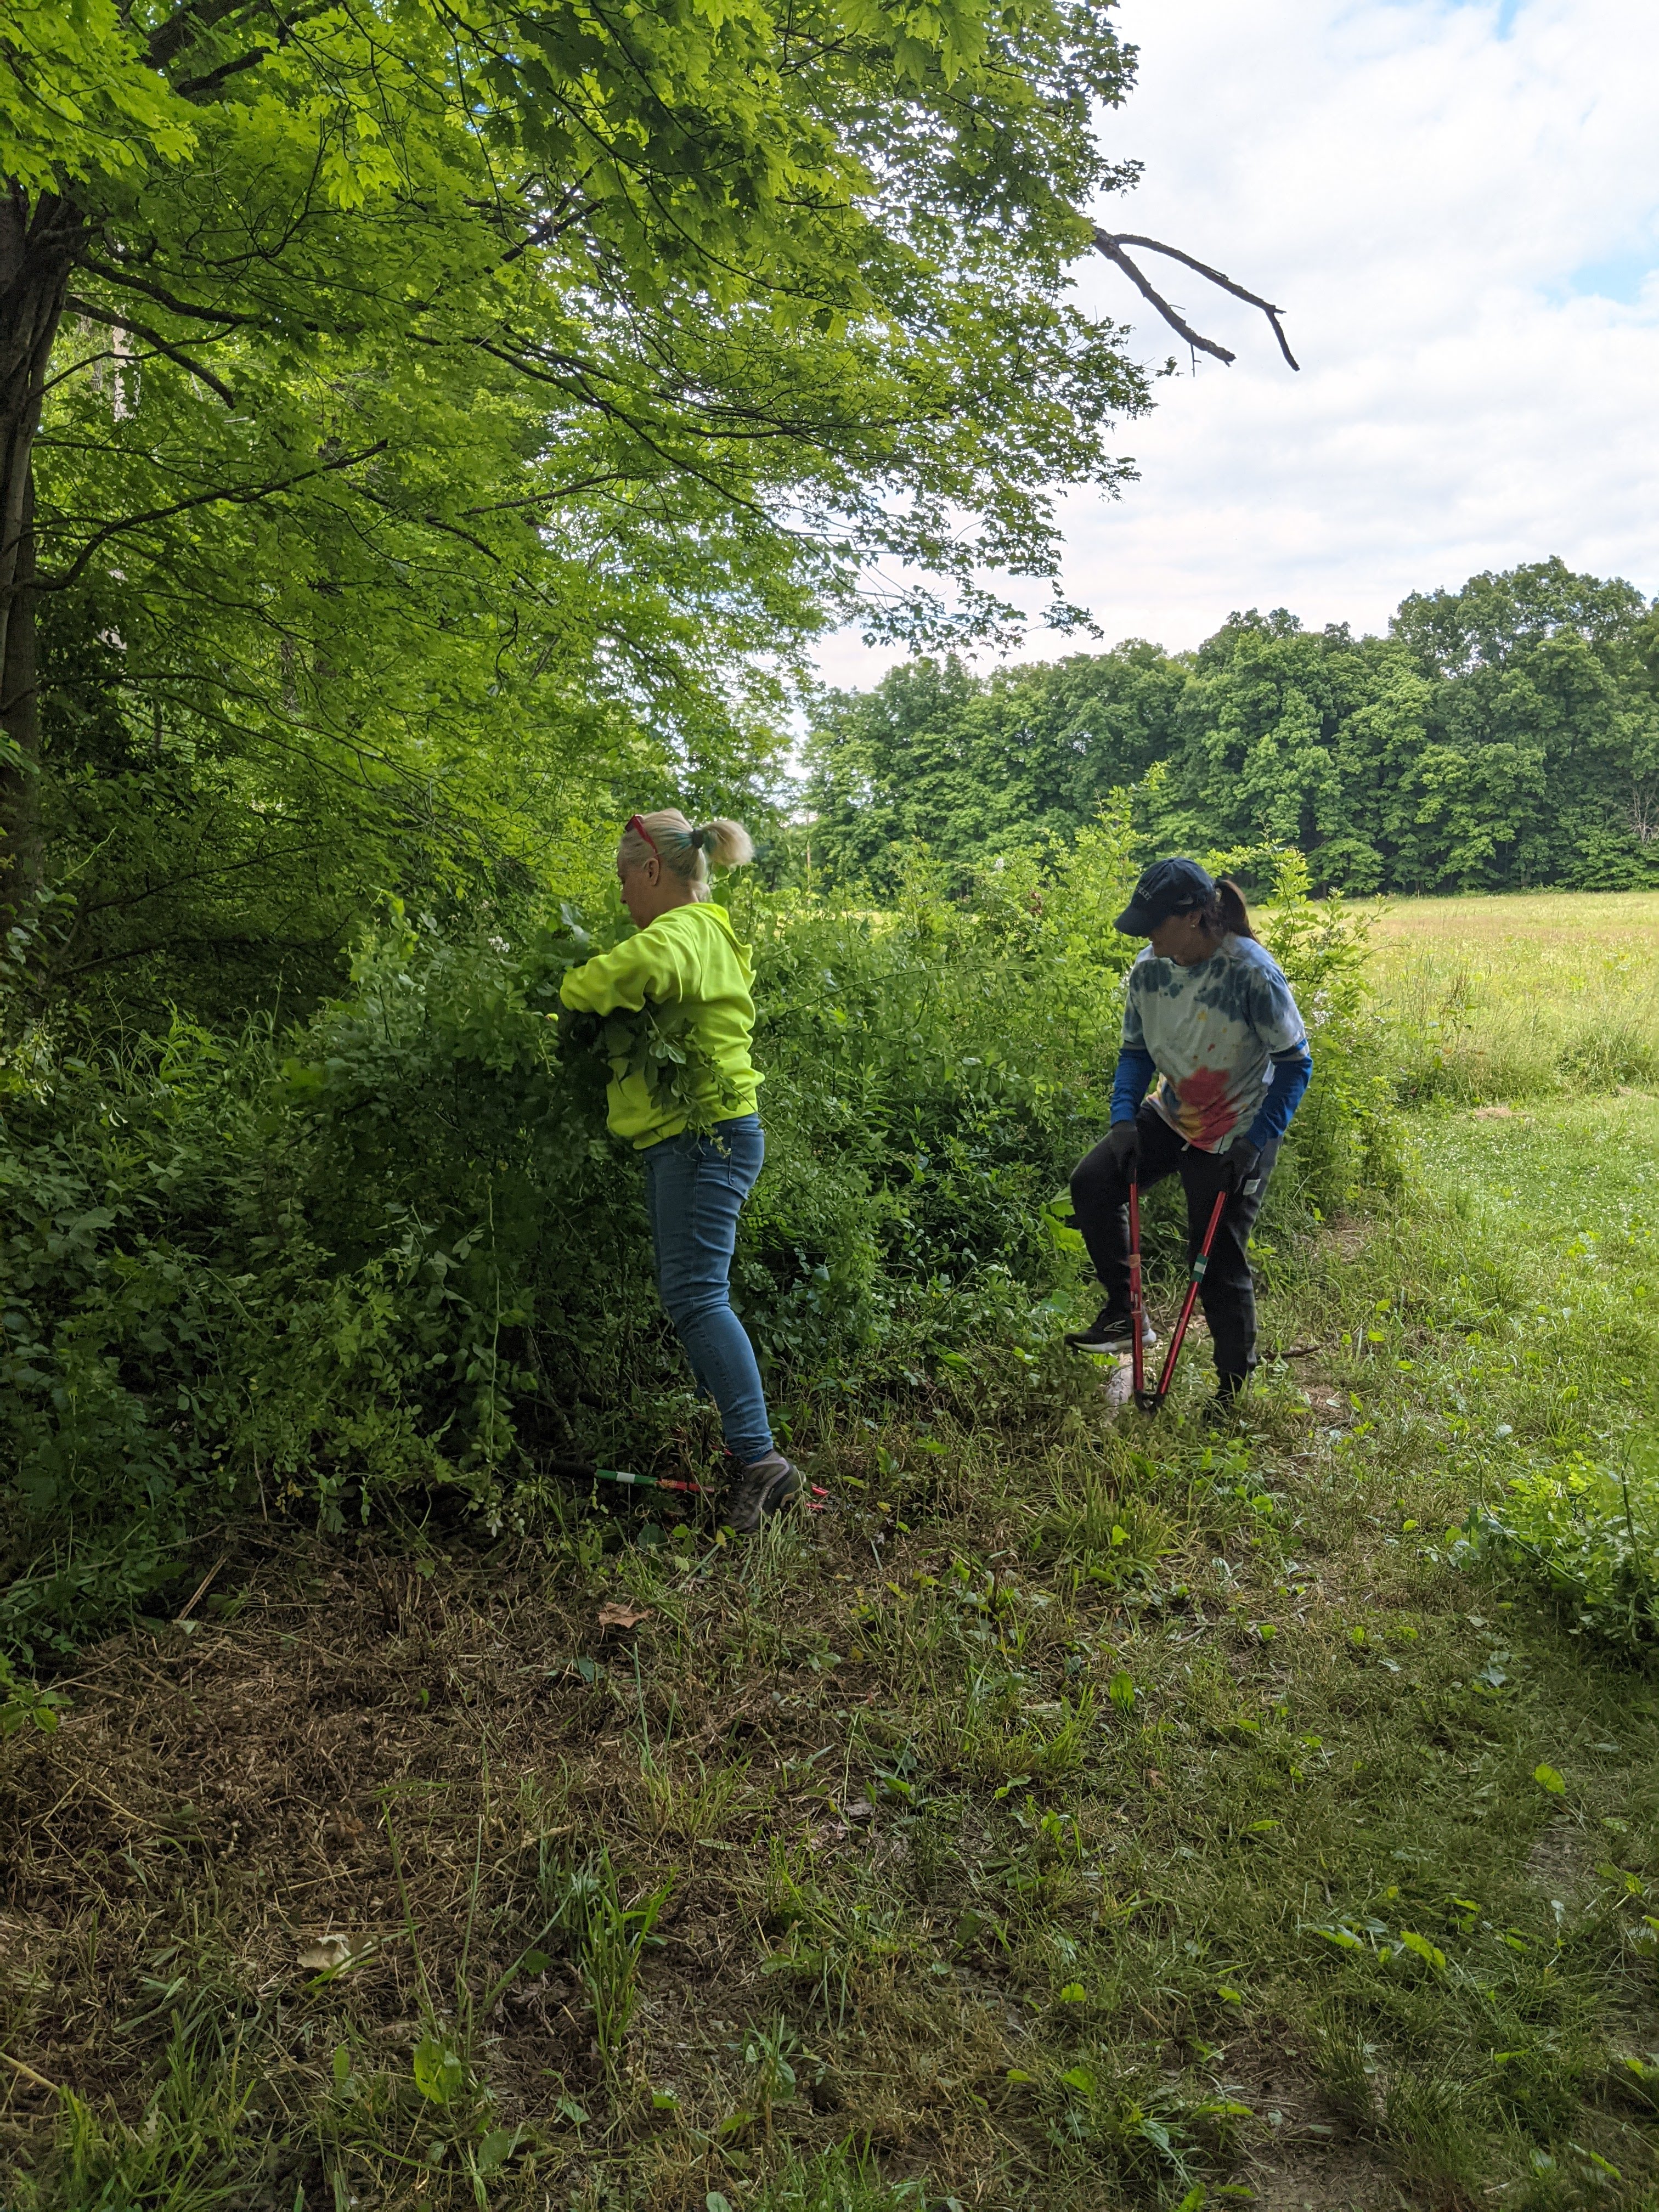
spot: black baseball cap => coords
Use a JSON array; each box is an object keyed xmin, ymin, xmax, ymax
[{"xmin": 1114, "ymin": 857, "xmax": 1216, "ymax": 935}]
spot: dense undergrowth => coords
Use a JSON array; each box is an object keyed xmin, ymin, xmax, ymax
[{"xmin": 0, "ymin": 830, "xmax": 1393, "ymax": 1663}]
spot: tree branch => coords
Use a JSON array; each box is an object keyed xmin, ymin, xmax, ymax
[
  {"xmin": 14, "ymin": 441, "xmax": 388, "ymax": 599},
  {"xmin": 463, "ymin": 473, "xmax": 635, "ymax": 516},
  {"xmin": 77, "ymin": 260, "xmax": 268, "ymax": 330},
  {"xmin": 145, "ymin": 0, "xmax": 260, "ymax": 71},
  {"xmin": 1092, "ymin": 229, "xmax": 1299, "ymax": 371},
  {"xmin": 41, "ymin": 345, "xmax": 122, "ymax": 398},
  {"xmin": 66, "ymin": 295, "xmax": 237, "ymax": 407},
  {"xmin": 176, "ymin": 46, "xmax": 271, "ymax": 98},
  {"xmin": 353, "ymin": 486, "xmax": 502, "ymax": 563},
  {"xmin": 498, "ymin": 192, "xmax": 603, "ymax": 267}
]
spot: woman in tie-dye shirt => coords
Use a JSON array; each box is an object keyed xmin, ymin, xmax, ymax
[{"xmin": 1065, "ymin": 857, "xmax": 1313, "ymax": 1415}]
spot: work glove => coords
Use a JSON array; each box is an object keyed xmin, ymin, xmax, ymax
[
  {"xmin": 1221, "ymin": 1136, "xmax": 1262, "ymax": 1193},
  {"xmin": 1104, "ymin": 1118, "xmax": 1141, "ymax": 1174}
]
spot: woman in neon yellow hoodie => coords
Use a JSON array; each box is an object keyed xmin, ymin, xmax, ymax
[{"xmin": 560, "ymin": 809, "xmax": 798, "ymax": 1534}]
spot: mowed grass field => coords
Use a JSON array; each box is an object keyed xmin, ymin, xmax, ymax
[
  {"xmin": 2, "ymin": 896, "xmax": 1658, "ymax": 2212},
  {"xmin": 1363, "ymin": 891, "xmax": 1659, "ymax": 1103}
]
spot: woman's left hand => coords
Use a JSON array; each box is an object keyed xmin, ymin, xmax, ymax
[{"xmin": 1222, "ymin": 1136, "xmax": 1261, "ymax": 1191}]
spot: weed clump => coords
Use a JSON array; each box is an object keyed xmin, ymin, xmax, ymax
[{"xmin": 1471, "ymin": 1444, "xmax": 1659, "ymax": 1654}]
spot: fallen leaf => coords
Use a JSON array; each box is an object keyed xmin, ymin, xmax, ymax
[
  {"xmin": 297, "ymin": 1933, "xmax": 356, "ymax": 1972},
  {"xmin": 596, "ymin": 1600, "xmax": 652, "ymax": 1632},
  {"xmin": 843, "ymin": 1798, "xmax": 874, "ymax": 1821}
]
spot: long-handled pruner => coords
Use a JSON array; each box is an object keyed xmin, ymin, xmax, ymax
[
  {"xmin": 1130, "ymin": 1182, "xmax": 1232, "ymax": 1415},
  {"xmin": 1127, "ymin": 1178, "xmax": 1148, "ymax": 1404},
  {"xmin": 546, "ymin": 1458, "xmax": 830, "ymax": 1511},
  {"xmin": 548, "ymin": 1457, "xmax": 706, "ymax": 1497}
]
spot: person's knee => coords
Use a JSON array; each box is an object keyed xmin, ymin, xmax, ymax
[
  {"xmin": 1071, "ymin": 1152, "xmax": 1119, "ymax": 1212},
  {"xmin": 1201, "ymin": 1269, "xmax": 1254, "ymax": 1312},
  {"xmin": 664, "ymin": 1283, "xmax": 733, "ymax": 1331}
]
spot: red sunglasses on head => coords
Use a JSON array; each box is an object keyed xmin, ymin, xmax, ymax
[{"xmin": 625, "ymin": 812, "xmax": 661, "ymax": 858}]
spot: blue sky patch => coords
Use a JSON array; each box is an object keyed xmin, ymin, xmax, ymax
[
  {"xmin": 1434, "ymin": 0, "xmax": 1525, "ymax": 34},
  {"xmin": 1560, "ymin": 249, "xmax": 1658, "ymax": 308}
]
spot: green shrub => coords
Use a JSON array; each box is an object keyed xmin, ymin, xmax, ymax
[{"xmin": 1, "ymin": 827, "xmax": 1397, "ymax": 1657}]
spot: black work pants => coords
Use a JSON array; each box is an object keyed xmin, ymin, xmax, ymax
[{"xmin": 1069, "ymin": 1105, "xmax": 1279, "ymax": 1382}]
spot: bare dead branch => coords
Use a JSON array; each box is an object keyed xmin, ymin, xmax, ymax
[{"xmin": 1093, "ymin": 228, "xmax": 1299, "ymax": 371}]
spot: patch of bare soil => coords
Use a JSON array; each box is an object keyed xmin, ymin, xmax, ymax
[
  {"xmin": 1523, "ymin": 1817, "xmax": 1596, "ymax": 1908},
  {"xmin": 1220, "ymin": 2042, "xmax": 1400, "ymax": 2212},
  {"xmin": 1245, "ymin": 2141, "xmax": 1403, "ymax": 2212}
]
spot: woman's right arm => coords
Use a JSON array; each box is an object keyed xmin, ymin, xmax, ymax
[
  {"xmin": 560, "ymin": 930, "xmax": 689, "ymax": 1016},
  {"xmin": 1111, "ymin": 967, "xmax": 1155, "ymax": 1122}
]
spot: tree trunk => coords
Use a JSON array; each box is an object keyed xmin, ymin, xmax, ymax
[{"xmin": 0, "ymin": 188, "xmax": 83, "ymax": 928}]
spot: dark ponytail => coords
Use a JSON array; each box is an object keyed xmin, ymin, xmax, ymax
[{"xmin": 1195, "ymin": 876, "xmax": 1255, "ymax": 940}]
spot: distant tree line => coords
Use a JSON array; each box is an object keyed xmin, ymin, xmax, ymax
[{"xmin": 801, "ymin": 560, "xmax": 1659, "ymax": 893}]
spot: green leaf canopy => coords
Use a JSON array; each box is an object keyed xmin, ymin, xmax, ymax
[{"xmin": 5, "ymin": 0, "xmax": 1156, "ymax": 1001}]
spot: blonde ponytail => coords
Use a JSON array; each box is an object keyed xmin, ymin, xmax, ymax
[
  {"xmin": 618, "ymin": 808, "xmax": 753, "ymax": 899},
  {"xmin": 693, "ymin": 817, "xmax": 754, "ymax": 868}
]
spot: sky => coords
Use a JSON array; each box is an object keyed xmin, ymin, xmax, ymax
[{"xmin": 814, "ymin": 0, "xmax": 1659, "ymax": 689}]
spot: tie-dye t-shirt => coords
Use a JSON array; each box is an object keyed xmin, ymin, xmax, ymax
[{"xmin": 1122, "ymin": 934, "xmax": 1307, "ymax": 1153}]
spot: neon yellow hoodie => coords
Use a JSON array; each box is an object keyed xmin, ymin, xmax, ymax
[{"xmin": 558, "ymin": 901, "xmax": 763, "ymax": 1148}]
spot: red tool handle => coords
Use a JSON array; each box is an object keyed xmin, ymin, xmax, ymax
[
  {"xmin": 1127, "ymin": 1177, "xmax": 1145, "ymax": 1400},
  {"xmin": 1148, "ymin": 1188, "xmax": 1228, "ymax": 1407}
]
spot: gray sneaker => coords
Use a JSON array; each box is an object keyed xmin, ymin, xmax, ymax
[{"xmin": 723, "ymin": 1453, "xmax": 802, "ymax": 1534}]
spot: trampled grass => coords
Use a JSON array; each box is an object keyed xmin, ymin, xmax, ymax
[
  {"xmin": 1364, "ymin": 891, "xmax": 1659, "ymax": 1103},
  {"xmin": 3, "ymin": 916, "xmax": 1659, "ymax": 2211}
]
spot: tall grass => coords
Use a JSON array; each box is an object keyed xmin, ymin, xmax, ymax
[{"xmin": 1365, "ymin": 891, "xmax": 1659, "ymax": 1103}]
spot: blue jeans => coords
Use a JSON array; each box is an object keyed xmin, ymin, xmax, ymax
[{"xmin": 641, "ymin": 1115, "xmax": 772, "ymax": 1466}]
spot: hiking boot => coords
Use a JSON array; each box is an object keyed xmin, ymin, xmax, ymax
[
  {"xmin": 1203, "ymin": 1374, "xmax": 1249, "ymax": 1427},
  {"xmin": 723, "ymin": 1452, "xmax": 802, "ymax": 1534},
  {"xmin": 1064, "ymin": 1305, "xmax": 1157, "ymax": 1356}
]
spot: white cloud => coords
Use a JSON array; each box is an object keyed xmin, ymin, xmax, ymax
[{"xmin": 815, "ymin": 0, "xmax": 1659, "ymax": 686}]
